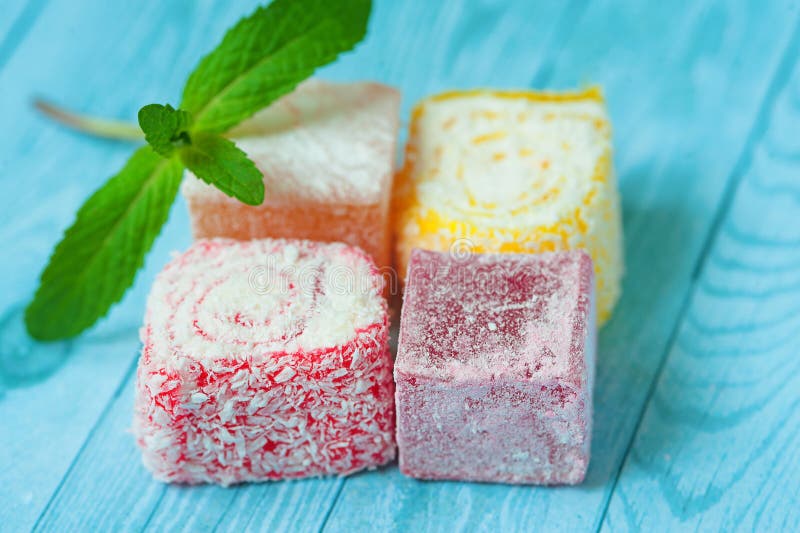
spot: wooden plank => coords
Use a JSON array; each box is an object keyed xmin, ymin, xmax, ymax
[
  {"xmin": 323, "ymin": 1, "xmax": 800, "ymax": 531},
  {"xmin": 0, "ymin": 1, "xmax": 262, "ymax": 529},
  {"xmin": 321, "ymin": 0, "xmax": 586, "ymax": 121},
  {"xmin": 145, "ymin": 476, "xmax": 343, "ymax": 532},
  {"xmin": 0, "ymin": 0, "xmax": 48, "ymax": 71},
  {"xmin": 602, "ymin": 36, "xmax": 800, "ymax": 532},
  {"xmin": 22, "ymin": 1, "xmax": 581, "ymax": 530},
  {"xmin": 31, "ymin": 360, "xmax": 167, "ymax": 531}
]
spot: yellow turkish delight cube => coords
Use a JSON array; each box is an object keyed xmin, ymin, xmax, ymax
[{"xmin": 394, "ymin": 88, "xmax": 623, "ymax": 324}]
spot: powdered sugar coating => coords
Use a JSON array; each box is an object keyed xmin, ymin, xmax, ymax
[
  {"xmin": 180, "ymin": 80, "xmax": 399, "ymax": 269},
  {"xmin": 395, "ymin": 249, "xmax": 595, "ymax": 484},
  {"xmin": 400, "ymin": 249, "xmax": 592, "ymax": 383},
  {"xmin": 181, "ymin": 80, "xmax": 400, "ymax": 205},
  {"xmin": 134, "ymin": 238, "xmax": 395, "ymax": 485}
]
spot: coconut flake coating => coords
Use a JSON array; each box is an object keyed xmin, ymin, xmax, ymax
[
  {"xmin": 133, "ymin": 238, "xmax": 395, "ymax": 485},
  {"xmin": 395, "ymin": 248, "xmax": 595, "ymax": 484}
]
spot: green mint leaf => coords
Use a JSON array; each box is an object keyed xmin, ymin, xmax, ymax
[
  {"xmin": 181, "ymin": 0, "xmax": 371, "ymax": 133},
  {"xmin": 179, "ymin": 133, "xmax": 264, "ymax": 205},
  {"xmin": 27, "ymin": 1, "xmax": 375, "ymax": 342},
  {"xmin": 25, "ymin": 147, "xmax": 184, "ymax": 340},
  {"xmin": 138, "ymin": 104, "xmax": 192, "ymax": 156}
]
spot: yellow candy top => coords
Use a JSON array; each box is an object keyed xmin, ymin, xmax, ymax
[{"xmin": 401, "ymin": 87, "xmax": 612, "ymax": 231}]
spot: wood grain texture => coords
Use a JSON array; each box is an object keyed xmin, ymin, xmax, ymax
[
  {"xmin": 0, "ymin": 0, "xmax": 48, "ymax": 72},
  {"xmin": 602, "ymin": 31, "xmax": 800, "ymax": 532},
  {"xmin": 32, "ymin": 360, "xmax": 166, "ymax": 531},
  {"xmin": 0, "ymin": 0, "xmax": 260, "ymax": 529},
  {"xmin": 2, "ymin": 0, "xmax": 800, "ymax": 531},
  {"xmin": 325, "ymin": 1, "xmax": 800, "ymax": 530}
]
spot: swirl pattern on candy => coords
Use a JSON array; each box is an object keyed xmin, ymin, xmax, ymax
[
  {"xmin": 182, "ymin": 80, "xmax": 400, "ymax": 269},
  {"xmin": 394, "ymin": 88, "xmax": 622, "ymax": 324},
  {"xmin": 395, "ymin": 248, "xmax": 595, "ymax": 485},
  {"xmin": 133, "ymin": 238, "xmax": 395, "ymax": 485}
]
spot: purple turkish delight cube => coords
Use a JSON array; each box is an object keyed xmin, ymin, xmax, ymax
[{"xmin": 395, "ymin": 248, "xmax": 596, "ymax": 484}]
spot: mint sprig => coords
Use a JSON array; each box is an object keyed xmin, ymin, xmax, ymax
[
  {"xmin": 26, "ymin": 0, "xmax": 371, "ymax": 340},
  {"xmin": 138, "ymin": 104, "xmax": 192, "ymax": 157}
]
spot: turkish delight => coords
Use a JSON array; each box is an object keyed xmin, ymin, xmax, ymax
[
  {"xmin": 133, "ymin": 238, "xmax": 395, "ymax": 485},
  {"xmin": 395, "ymin": 248, "xmax": 595, "ymax": 484},
  {"xmin": 394, "ymin": 88, "xmax": 622, "ymax": 324},
  {"xmin": 182, "ymin": 80, "xmax": 400, "ymax": 269}
]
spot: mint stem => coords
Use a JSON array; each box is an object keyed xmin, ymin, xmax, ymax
[{"xmin": 34, "ymin": 98, "xmax": 144, "ymax": 141}]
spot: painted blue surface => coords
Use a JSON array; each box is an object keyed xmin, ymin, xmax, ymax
[{"xmin": 1, "ymin": 1, "xmax": 799, "ymax": 531}]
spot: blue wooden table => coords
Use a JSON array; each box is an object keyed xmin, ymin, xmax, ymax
[{"xmin": 2, "ymin": 1, "xmax": 799, "ymax": 531}]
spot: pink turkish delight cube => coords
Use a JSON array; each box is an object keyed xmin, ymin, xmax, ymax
[
  {"xmin": 133, "ymin": 238, "xmax": 395, "ymax": 485},
  {"xmin": 395, "ymin": 248, "xmax": 596, "ymax": 484}
]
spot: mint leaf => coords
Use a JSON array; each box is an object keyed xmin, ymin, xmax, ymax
[
  {"xmin": 25, "ymin": 147, "xmax": 183, "ymax": 340},
  {"xmin": 180, "ymin": 132, "xmax": 264, "ymax": 205},
  {"xmin": 27, "ymin": 0, "xmax": 374, "ymax": 341},
  {"xmin": 138, "ymin": 104, "xmax": 192, "ymax": 156},
  {"xmin": 181, "ymin": 0, "xmax": 370, "ymax": 133}
]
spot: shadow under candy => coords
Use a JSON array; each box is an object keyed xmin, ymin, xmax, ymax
[{"xmin": 0, "ymin": 304, "xmax": 73, "ymax": 394}]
